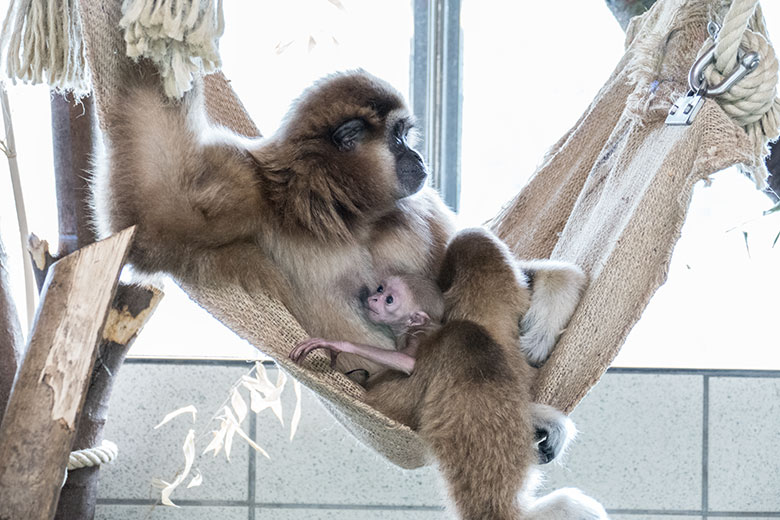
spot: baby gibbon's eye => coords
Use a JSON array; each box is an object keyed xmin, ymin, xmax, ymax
[
  {"xmin": 386, "ymin": 295, "xmax": 394, "ymax": 305},
  {"xmin": 377, "ymin": 285, "xmax": 383, "ymax": 293}
]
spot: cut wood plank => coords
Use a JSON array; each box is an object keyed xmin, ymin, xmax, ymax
[{"xmin": 0, "ymin": 227, "xmax": 135, "ymax": 520}]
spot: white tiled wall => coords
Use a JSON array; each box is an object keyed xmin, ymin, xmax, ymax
[{"xmin": 95, "ymin": 363, "xmax": 780, "ymax": 520}]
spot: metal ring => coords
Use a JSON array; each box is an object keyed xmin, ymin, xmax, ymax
[{"xmin": 688, "ymin": 43, "xmax": 761, "ymax": 97}]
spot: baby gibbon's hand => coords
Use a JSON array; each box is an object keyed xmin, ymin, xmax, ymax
[{"xmin": 290, "ymin": 338, "xmax": 351, "ymax": 368}]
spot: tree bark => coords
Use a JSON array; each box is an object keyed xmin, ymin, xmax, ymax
[
  {"xmin": 764, "ymin": 142, "xmax": 779, "ymax": 202},
  {"xmin": 0, "ymin": 233, "xmax": 23, "ymax": 422},
  {"xmin": 48, "ymin": 92, "xmax": 164, "ymax": 520},
  {"xmin": 54, "ymin": 283, "xmax": 162, "ymax": 520},
  {"xmin": 51, "ymin": 93, "xmax": 98, "ymax": 254},
  {"xmin": 604, "ymin": 0, "xmax": 657, "ymax": 30},
  {"xmin": 0, "ymin": 228, "xmax": 134, "ymax": 520}
]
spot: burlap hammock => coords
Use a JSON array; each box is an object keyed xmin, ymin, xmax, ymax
[{"xmin": 66, "ymin": 0, "xmax": 778, "ymax": 469}]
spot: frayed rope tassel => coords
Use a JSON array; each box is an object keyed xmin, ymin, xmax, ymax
[
  {"xmin": 0, "ymin": 0, "xmax": 90, "ymax": 94},
  {"xmin": 120, "ymin": 0, "xmax": 225, "ymax": 99}
]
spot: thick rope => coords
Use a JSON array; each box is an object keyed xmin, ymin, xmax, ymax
[
  {"xmin": 702, "ymin": 0, "xmax": 780, "ymax": 188},
  {"xmin": 67, "ymin": 440, "xmax": 118, "ymax": 471}
]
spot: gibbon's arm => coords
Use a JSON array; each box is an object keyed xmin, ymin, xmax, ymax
[
  {"xmin": 291, "ymin": 338, "xmax": 416, "ymax": 375},
  {"xmin": 97, "ymin": 79, "xmax": 267, "ymax": 251}
]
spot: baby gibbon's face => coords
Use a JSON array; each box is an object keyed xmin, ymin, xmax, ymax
[{"xmin": 365, "ymin": 276, "xmax": 415, "ymax": 326}]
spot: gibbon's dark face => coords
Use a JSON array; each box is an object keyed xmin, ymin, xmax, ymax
[{"xmin": 278, "ymin": 70, "xmax": 428, "ymax": 216}]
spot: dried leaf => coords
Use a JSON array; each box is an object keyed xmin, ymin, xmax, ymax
[
  {"xmin": 202, "ymin": 418, "xmax": 228, "ymax": 457},
  {"xmin": 154, "ymin": 405, "xmax": 197, "ymax": 429},
  {"xmin": 274, "ymin": 40, "xmax": 294, "ymax": 55},
  {"xmin": 160, "ymin": 429, "xmax": 196, "ymax": 507},
  {"xmin": 327, "ymin": 0, "xmax": 346, "ymax": 10},
  {"xmin": 222, "ymin": 407, "xmax": 240, "ymax": 461},
  {"xmin": 187, "ymin": 469, "xmax": 203, "ymax": 488},
  {"xmin": 231, "ymin": 388, "xmax": 248, "ymax": 424},
  {"xmin": 151, "ymin": 478, "xmax": 169, "ymax": 489},
  {"xmin": 308, "ymin": 35, "xmax": 317, "ymax": 52},
  {"xmin": 290, "ymin": 379, "xmax": 302, "ymax": 441},
  {"xmin": 234, "ymin": 424, "xmax": 270, "ymax": 459},
  {"xmin": 224, "ymin": 404, "xmax": 270, "ymax": 458}
]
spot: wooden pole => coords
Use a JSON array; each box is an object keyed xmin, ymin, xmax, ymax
[
  {"xmin": 53, "ymin": 283, "xmax": 162, "ymax": 520},
  {"xmin": 0, "ymin": 227, "xmax": 134, "ymax": 520},
  {"xmin": 0, "ymin": 233, "xmax": 23, "ymax": 421}
]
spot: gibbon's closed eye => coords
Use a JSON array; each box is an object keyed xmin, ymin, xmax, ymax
[{"xmin": 332, "ymin": 118, "xmax": 367, "ymax": 151}]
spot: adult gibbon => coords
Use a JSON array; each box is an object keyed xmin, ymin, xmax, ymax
[
  {"xmin": 91, "ymin": 65, "xmax": 583, "ymax": 377},
  {"xmin": 92, "ymin": 66, "xmax": 455, "ymax": 375}
]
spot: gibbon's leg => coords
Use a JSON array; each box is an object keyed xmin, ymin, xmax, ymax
[
  {"xmin": 532, "ymin": 403, "xmax": 577, "ymax": 464},
  {"xmin": 518, "ymin": 260, "xmax": 587, "ymax": 366}
]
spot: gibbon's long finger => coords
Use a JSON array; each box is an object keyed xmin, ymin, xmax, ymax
[{"xmin": 290, "ymin": 341, "xmax": 327, "ymax": 363}]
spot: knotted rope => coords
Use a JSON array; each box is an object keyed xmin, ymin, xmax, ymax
[
  {"xmin": 61, "ymin": 440, "xmax": 119, "ymax": 488},
  {"xmin": 700, "ymin": 0, "xmax": 780, "ymax": 188},
  {"xmin": 67, "ymin": 440, "xmax": 119, "ymax": 471}
]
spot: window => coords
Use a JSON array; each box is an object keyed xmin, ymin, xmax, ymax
[{"xmin": 0, "ymin": 0, "xmax": 778, "ymax": 366}]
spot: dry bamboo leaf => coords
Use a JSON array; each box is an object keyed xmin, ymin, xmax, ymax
[
  {"xmin": 308, "ymin": 35, "xmax": 317, "ymax": 52},
  {"xmin": 202, "ymin": 418, "xmax": 228, "ymax": 457},
  {"xmin": 290, "ymin": 379, "xmax": 302, "ymax": 441},
  {"xmin": 151, "ymin": 478, "xmax": 169, "ymax": 489},
  {"xmin": 234, "ymin": 424, "xmax": 270, "ymax": 459},
  {"xmin": 274, "ymin": 40, "xmax": 294, "ymax": 55},
  {"xmin": 327, "ymin": 0, "xmax": 346, "ymax": 10},
  {"xmin": 231, "ymin": 388, "xmax": 248, "ymax": 424},
  {"xmin": 187, "ymin": 469, "xmax": 203, "ymax": 489},
  {"xmin": 154, "ymin": 405, "xmax": 197, "ymax": 429},
  {"xmin": 160, "ymin": 429, "xmax": 196, "ymax": 507},
  {"xmin": 255, "ymin": 362, "xmax": 275, "ymax": 391},
  {"xmin": 222, "ymin": 407, "xmax": 240, "ymax": 461}
]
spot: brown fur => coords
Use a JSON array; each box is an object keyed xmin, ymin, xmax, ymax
[
  {"xmin": 91, "ymin": 65, "xmax": 456, "ymax": 372},
  {"xmin": 366, "ymin": 228, "xmax": 536, "ymax": 520}
]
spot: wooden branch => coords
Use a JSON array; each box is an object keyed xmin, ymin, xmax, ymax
[
  {"xmin": 54, "ymin": 283, "xmax": 162, "ymax": 520},
  {"xmin": 604, "ymin": 0, "xmax": 657, "ymax": 30},
  {"xmin": 0, "ymin": 227, "xmax": 134, "ymax": 520},
  {"xmin": 29, "ymin": 234, "xmax": 57, "ymax": 293},
  {"xmin": 0, "ymin": 233, "xmax": 23, "ymax": 422},
  {"xmin": 765, "ymin": 141, "xmax": 780, "ymax": 201},
  {"xmin": 51, "ymin": 93, "xmax": 98, "ymax": 254}
]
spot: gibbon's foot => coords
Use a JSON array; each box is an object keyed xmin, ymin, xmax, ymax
[
  {"xmin": 345, "ymin": 369, "xmax": 369, "ymax": 386},
  {"xmin": 528, "ymin": 488, "xmax": 609, "ymax": 520},
  {"xmin": 532, "ymin": 403, "xmax": 576, "ymax": 465},
  {"xmin": 535, "ymin": 429, "xmax": 556, "ymax": 464}
]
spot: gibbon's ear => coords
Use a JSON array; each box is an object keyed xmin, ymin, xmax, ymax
[
  {"xmin": 408, "ymin": 311, "xmax": 430, "ymax": 328},
  {"xmin": 332, "ymin": 118, "xmax": 367, "ymax": 152}
]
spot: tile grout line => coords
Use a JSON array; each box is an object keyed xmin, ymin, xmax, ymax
[
  {"xmin": 248, "ymin": 411, "xmax": 258, "ymax": 520},
  {"xmin": 702, "ymin": 375, "xmax": 710, "ymax": 519}
]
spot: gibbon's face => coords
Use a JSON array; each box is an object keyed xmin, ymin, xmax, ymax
[
  {"xmin": 280, "ymin": 70, "xmax": 428, "ymax": 214},
  {"xmin": 365, "ymin": 276, "xmax": 416, "ymax": 326}
]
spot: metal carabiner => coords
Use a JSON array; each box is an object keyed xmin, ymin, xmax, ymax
[{"xmin": 688, "ymin": 44, "xmax": 761, "ymax": 97}]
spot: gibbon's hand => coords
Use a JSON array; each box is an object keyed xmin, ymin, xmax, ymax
[{"xmin": 290, "ymin": 338, "xmax": 353, "ymax": 368}]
